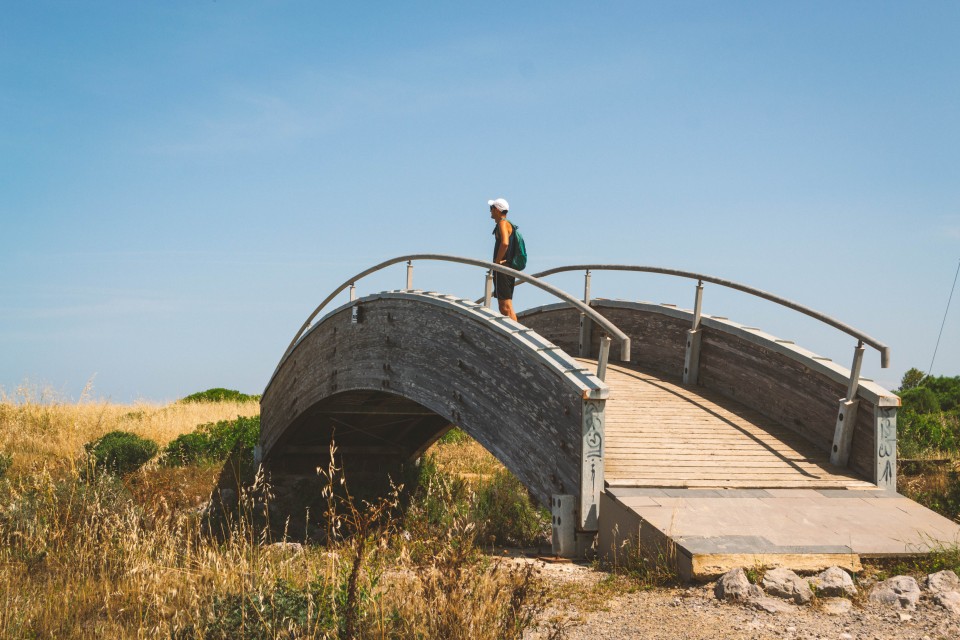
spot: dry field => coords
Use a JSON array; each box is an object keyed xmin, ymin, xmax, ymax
[{"xmin": 0, "ymin": 389, "xmax": 554, "ymax": 639}]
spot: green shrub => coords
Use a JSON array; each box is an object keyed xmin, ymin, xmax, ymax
[
  {"xmin": 180, "ymin": 388, "xmax": 260, "ymax": 403},
  {"xmin": 0, "ymin": 451, "xmax": 11, "ymax": 477},
  {"xmin": 84, "ymin": 431, "xmax": 158, "ymax": 476},
  {"xmin": 900, "ymin": 387, "xmax": 940, "ymax": 415},
  {"xmin": 898, "ymin": 411, "xmax": 960, "ymax": 458},
  {"xmin": 162, "ymin": 415, "xmax": 260, "ymax": 466}
]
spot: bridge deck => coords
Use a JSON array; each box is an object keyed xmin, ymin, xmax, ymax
[
  {"xmin": 588, "ymin": 359, "xmax": 960, "ymax": 578},
  {"xmin": 585, "ymin": 359, "xmax": 874, "ymax": 490}
]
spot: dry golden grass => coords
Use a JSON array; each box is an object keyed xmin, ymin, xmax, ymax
[
  {"xmin": 427, "ymin": 436, "xmax": 504, "ymax": 479},
  {"xmin": 0, "ymin": 395, "xmax": 551, "ymax": 639},
  {"xmin": 0, "ymin": 383, "xmax": 259, "ymax": 472}
]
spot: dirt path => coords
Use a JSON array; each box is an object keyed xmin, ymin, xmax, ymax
[{"xmin": 518, "ymin": 559, "xmax": 960, "ymax": 640}]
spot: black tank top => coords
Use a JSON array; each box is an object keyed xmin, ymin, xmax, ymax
[{"xmin": 492, "ymin": 221, "xmax": 515, "ymax": 263}]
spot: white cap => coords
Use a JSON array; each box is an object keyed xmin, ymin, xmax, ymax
[{"xmin": 487, "ymin": 197, "xmax": 509, "ymax": 212}]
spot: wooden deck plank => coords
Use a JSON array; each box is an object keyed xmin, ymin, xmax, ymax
[{"xmin": 579, "ymin": 359, "xmax": 867, "ymax": 490}]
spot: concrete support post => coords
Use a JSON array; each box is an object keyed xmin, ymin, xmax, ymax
[
  {"xmin": 579, "ymin": 270, "xmax": 593, "ymax": 356},
  {"xmin": 349, "ymin": 284, "xmax": 356, "ymax": 302},
  {"xmin": 875, "ymin": 406, "xmax": 898, "ymax": 490},
  {"xmin": 483, "ymin": 271, "xmax": 493, "ymax": 308},
  {"xmin": 597, "ymin": 336, "xmax": 612, "ymax": 381},
  {"xmin": 551, "ymin": 495, "xmax": 576, "ymax": 557},
  {"xmin": 580, "ymin": 399, "xmax": 605, "ymax": 532},
  {"xmin": 831, "ymin": 342, "xmax": 865, "ymax": 467},
  {"xmin": 406, "ymin": 260, "xmax": 413, "ymax": 290},
  {"xmin": 683, "ymin": 281, "xmax": 704, "ymax": 385}
]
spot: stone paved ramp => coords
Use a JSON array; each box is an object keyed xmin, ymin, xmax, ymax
[{"xmin": 601, "ymin": 487, "xmax": 960, "ymax": 580}]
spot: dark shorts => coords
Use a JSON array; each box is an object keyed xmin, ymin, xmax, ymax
[{"xmin": 493, "ymin": 271, "xmax": 515, "ymax": 300}]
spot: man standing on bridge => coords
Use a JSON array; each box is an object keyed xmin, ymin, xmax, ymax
[{"xmin": 489, "ymin": 197, "xmax": 518, "ymax": 322}]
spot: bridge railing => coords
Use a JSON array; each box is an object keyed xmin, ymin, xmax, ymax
[
  {"xmin": 267, "ymin": 254, "xmax": 633, "ymax": 391},
  {"xmin": 521, "ymin": 264, "xmax": 890, "ymax": 368},
  {"xmin": 517, "ymin": 264, "xmax": 892, "ymax": 468}
]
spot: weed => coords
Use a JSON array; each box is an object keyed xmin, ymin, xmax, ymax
[
  {"xmin": 601, "ymin": 527, "xmax": 679, "ymax": 589},
  {"xmin": 473, "ymin": 469, "xmax": 550, "ymax": 548},
  {"xmin": 438, "ymin": 426, "xmax": 471, "ymax": 445},
  {"xmin": 745, "ymin": 562, "xmax": 766, "ymax": 585},
  {"xmin": 863, "ymin": 542, "xmax": 960, "ymax": 581}
]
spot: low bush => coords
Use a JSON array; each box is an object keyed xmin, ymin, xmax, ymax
[
  {"xmin": 0, "ymin": 452, "xmax": 11, "ymax": 477},
  {"xmin": 180, "ymin": 388, "xmax": 260, "ymax": 403},
  {"xmin": 84, "ymin": 430, "xmax": 158, "ymax": 476},
  {"xmin": 162, "ymin": 415, "xmax": 260, "ymax": 466}
]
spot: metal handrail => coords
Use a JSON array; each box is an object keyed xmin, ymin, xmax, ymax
[
  {"xmin": 264, "ymin": 254, "xmax": 632, "ymax": 394},
  {"xmin": 521, "ymin": 264, "xmax": 891, "ymax": 368}
]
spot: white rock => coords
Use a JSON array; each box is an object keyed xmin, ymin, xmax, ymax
[
  {"xmin": 934, "ymin": 590, "xmax": 960, "ymax": 616},
  {"xmin": 810, "ymin": 566, "xmax": 858, "ymax": 597},
  {"xmin": 926, "ymin": 569, "xmax": 960, "ymax": 594},
  {"xmin": 872, "ymin": 575, "xmax": 921, "ymax": 610},
  {"xmin": 762, "ymin": 567, "xmax": 815, "ymax": 605},
  {"xmin": 869, "ymin": 585, "xmax": 901, "ymax": 606},
  {"xmin": 749, "ymin": 597, "xmax": 795, "ymax": 614},
  {"xmin": 820, "ymin": 597, "xmax": 853, "ymax": 615},
  {"xmin": 714, "ymin": 568, "xmax": 763, "ymax": 602},
  {"xmin": 840, "ymin": 633, "xmax": 853, "ymax": 640}
]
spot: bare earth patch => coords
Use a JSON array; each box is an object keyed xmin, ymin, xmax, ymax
[{"xmin": 511, "ymin": 557, "xmax": 960, "ymax": 640}]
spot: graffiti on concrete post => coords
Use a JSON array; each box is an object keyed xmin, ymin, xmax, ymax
[
  {"xmin": 581, "ymin": 399, "xmax": 605, "ymax": 531},
  {"xmin": 876, "ymin": 407, "xmax": 897, "ymax": 490}
]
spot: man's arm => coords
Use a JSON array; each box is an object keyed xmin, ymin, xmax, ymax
[{"xmin": 494, "ymin": 219, "xmax": 511, "ymax": 264}]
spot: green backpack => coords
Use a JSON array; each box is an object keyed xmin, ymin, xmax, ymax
[{"xmin": 510, "ymin": 224, "xmax": 527, "ymax": 271}]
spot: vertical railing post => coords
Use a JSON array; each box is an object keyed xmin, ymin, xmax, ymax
[
  {"xmin": 683, "ymin": 280, "xmax": 704, "ymax": 385},
  {"xmin": 484, "ymin": 270, "xmax": 493, "ymax": 308},
  {"xmin": 406, "ymin": 260, "xmax": 413, "ymax": 290},
  {"xmin": 831, "ymin": 340, "xmax": 865, "ymax": 467},
  {"xmin": 596, "ymin": 335, "xmax": 611, "ymax": 381},
  {"xmin": 579, "ymin": 269, "xmax": 593, "ymax": 357},
  {"xmin": 349, "ymin": 284, "xmax": 356, "ymax": 301}
]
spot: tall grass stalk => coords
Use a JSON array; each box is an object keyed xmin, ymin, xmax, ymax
[{"xmin": 0, "ymin": 396, "xmax": 555, "ymax": 638}]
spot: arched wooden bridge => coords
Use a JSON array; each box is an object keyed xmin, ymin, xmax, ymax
[{"xmin": 260, "ymin": 255, "xmax": 960, "ymax": 578}]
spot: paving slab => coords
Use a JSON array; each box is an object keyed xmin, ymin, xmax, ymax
[{"xmin": 601, "ymin": 488, "xmax": 960, "ymax": 580}]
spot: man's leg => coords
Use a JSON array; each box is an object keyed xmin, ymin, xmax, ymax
[{"xmin": 498, "ymin": 298, "xmax": 518, "ymax": 322}]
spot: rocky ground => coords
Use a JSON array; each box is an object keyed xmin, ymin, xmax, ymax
[{"xmin": 518, "ymin": 559, "xmax": 960, "ymax": 640}]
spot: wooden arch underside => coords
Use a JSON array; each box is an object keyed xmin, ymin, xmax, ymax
[{"xmin": 266, "ymin": 389, "xmax": 451, "ymax": 476}]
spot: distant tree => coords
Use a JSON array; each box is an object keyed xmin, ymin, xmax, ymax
[
  {"xmin": 899, "ymin": 368, "xmax": 927, "ymax": 392},
  {"xmin": 900, "ymin": 387, "xmax": 940, "ymax": 415}
]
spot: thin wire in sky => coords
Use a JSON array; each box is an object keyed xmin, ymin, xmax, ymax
[{"xmin": 927, "ymin": 258, "xmax": 960, "ymax": 376}]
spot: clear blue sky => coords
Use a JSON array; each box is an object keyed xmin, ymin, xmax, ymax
[{"xmin": 2, "ymin": 1, "xmax": 958, "ymax": 402}]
